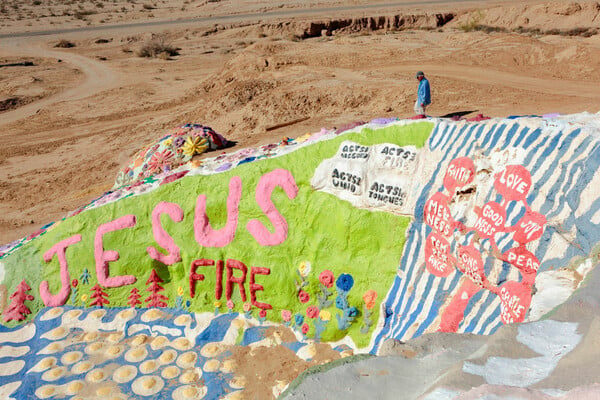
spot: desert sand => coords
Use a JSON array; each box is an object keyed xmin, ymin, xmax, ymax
[{"xmin": 1, "ymin": 0, "xmax": 600, "ymax": 246}]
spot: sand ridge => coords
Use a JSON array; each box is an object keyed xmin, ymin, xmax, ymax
[{"xmin": 1, "ymin": 0, "xmax": 600, "ymax": 244}]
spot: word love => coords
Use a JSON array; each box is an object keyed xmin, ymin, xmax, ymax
[
  {"xmin": 39, "ymin": 169, "xmax": 298, "ymax": 307},
  {"xmin": 495, "ymin": 165, "xmax": 531, "ymax": 201}
]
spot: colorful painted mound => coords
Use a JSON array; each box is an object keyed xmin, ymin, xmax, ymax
[
  {"xmin": 113, "ymin": 124, "xmax": 230, "ymax": 189},
  {"xmin": 1, "ymin": 113, "xmax": 599, "ymax": 399}
]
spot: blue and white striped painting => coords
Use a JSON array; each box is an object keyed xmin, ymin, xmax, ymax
[{"xmin": 371, "ymin": 113, "xmax": 600, "ymax": 352}]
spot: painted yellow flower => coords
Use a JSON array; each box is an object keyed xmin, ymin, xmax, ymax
[
  {"xmin": 177, "ymin": 286, "xmax": 184, "ymax": 296},
  {"xmin": 181, "ymin": 135, "xmax": 208, "ymax": 157},
  {"xmin": 214, "ymin": 301, "xmax": 222, "ymax": 308},
  {"xmin": 319, "ymin": 310, "xmax": 331, "ymax": 321},
  {"xmin": 298, "ymin": 261, "xmax": 312, "ymax": 277},
  {"xmin": 163, "ymin": 138, "xmax": 173, "ymax": 147},
  {"xmin": 81, "ymin": 294, "xmax": 88, "ymax": 302}
]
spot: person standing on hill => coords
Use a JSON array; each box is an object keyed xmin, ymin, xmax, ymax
[{"xmin": 414, "ymin": 71, "xmax": 431, "ymax": 116}]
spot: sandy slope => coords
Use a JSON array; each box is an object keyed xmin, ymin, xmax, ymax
[{"xmin": 1, "ymin": 0, "xmax": 600, "ymax": 244}]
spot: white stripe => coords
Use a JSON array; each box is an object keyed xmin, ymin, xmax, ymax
[
  {"xmin": 0, "ymin": 345, "xmax": 29, "ymax": 358},
  {"xmin": 0, "ymin": 381, "xmax": 21, "ymax": 399},
  {"xmin": 0, "ymin": 324, "xmax": 35, "ymax": 343},
  {"xmin": 0, "ymin": 360, "xmax": 25, "ymax": 376}
]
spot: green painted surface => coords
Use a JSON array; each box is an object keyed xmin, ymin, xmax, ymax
[{"xmin": 1, "ymin": 122, "xmax": 433, "ymax": 348}]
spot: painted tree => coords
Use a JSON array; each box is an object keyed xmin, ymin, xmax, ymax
[
  {"xmin": 3, "ymin": 280, "xmax": 34, "ymax": 322},
  {"xmin": 90, "ymin": 284, "xmax": 109, "ymax": 307},
  {"xmin": 145, "ymin": 269, "xmax": 168, "ymax": 308},
  {"xmin": 128, "ymin": 287, "xmax": 142, "ymax": 308}
]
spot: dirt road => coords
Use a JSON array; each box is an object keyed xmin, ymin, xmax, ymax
[{"xmin": 1, "ymin": 0, "xmax": 599, "ymax": 244}]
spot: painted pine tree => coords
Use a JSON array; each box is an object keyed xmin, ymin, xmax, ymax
[
  {"xmin": 128, "ymin": 287, "xmax": 142, "ymax": 308},
  {"xmin": 145, "ymin": 269, "xmax": 168, "ymax": 308},
  {"xmin": 3, "ymin": 280, "xmax": 34, "ymax": 322},
  {"xmin": 90, "ymin": 284, "xmax": 109, "ymax": 307}
]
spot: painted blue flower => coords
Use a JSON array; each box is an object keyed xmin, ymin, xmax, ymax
[
  {"xmin": 347, "ymin": 307, "xmax": 359, "ymax": 318},
  {"xmin": 335, "ymin": 295, "xmax": 348, "ymax": 310},
  {"xmin": 294, "ymin": 313, "xmax": 304, "ymax": 326},
  {"xmin": 336, "ymin": 273, "xmax": 354, "ymax": 292}
]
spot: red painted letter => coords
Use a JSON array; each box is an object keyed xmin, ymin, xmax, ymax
[
  {"xmin": 189, "ymin": 259, "xmax": 213, "ymax": 298},
  {"xmin": 250, "ymin": 266, "xmax": 272, "ymax": 310},
  {"xmin": 226, "ymin": 259, "xmax": 247, "ymax": 302}
]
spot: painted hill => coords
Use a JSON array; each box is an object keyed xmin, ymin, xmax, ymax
[{"xmin": 0, "ymin": 112, "xmax": 599, "ymax": 399}]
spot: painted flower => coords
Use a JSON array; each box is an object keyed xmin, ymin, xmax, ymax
[
  {"xmin": 318, "ymin": 270, "xmax": 334, "ymax": 288},
  {"xmin": 319, "ymin": 310, "xmax": 331, "ymax": 321},
  {"xmin": 182, "ymin": 135, "xmax": 209, "ymax": 157},
  {"xmin": 177, "ymin": 286, "xmax": 184, "ymax": 296},
  {"xmin": 306, "ymin": 306, "xmax": 319, "ymax": 319},
  {"xmin": 227, "ymin": 300, "xmax": 234, "ymax": 310},
  {"xmin": 214, "ymin": 301, "xmax": 222, "ymax": 308},
  {"xmin": 298, "ymin": 290, "xmax": 310, "ymax": 303},
  {"xmin": 363, "ymin": 290, "xmax": 378, "ymax": 310},
  {"xmin": 243, "ymin": 303, "xmax": 252, "ymax": 312},
  {"xmin": 163, "ymin": 137, "xmax": 173, "ymax": 147},
  {"xmin": 336, "ymin": 273, "xmax": 354, "ymax": 292},
  {"xmin": 348, "ymin": 307, "xmax": 359, "ymax": 318},
  {"xmin": 281, "ymin": 309, "xmax": 292, "ymax": 322},
  {"xmin": 298, "ymin": 261, "xmax": 312, "ymax": 277},
  {"xmin": 148, "ymin": 149, "xmax": 175, "ymax": 173},
  {"xmin": 294, "ymin": 313, "xmax": 304, "ymax": 326},
  {"xmin": 259, "ymin": 309, "xmax": 267, "ymax": 318},
  {"xmin": 173, "ymin": 136, "xmax": 186, "ymax": 148},
  {"xmin": 301, "ymin": 323, "xmax": 310, "ymax": 334},
  {"xmin": 81, "ymin": 294, "xmax": 88, "ymax": 302},
  {"xmin": 335, "ymin": 295, "xmax": 348, "ymax": 310},
  {"xmin": 71, "ymin": 279, "xmax": 78, "ymax": 288}
]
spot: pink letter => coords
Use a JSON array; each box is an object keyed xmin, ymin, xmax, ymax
[
  {"xmin": 195, "ymin": 176, "xmax": 242, "ymax": 247},
  {"xmin": 39, "ymin": 235, "xmax": 81, "ymax": 307},
  {"xmin": 247, "ymin": 169, "xmax": 298, "ymax": 246},
  {"xmin": 95, "ymin": 215, "xmax": 137, "ymax": 288},
  {"xmin": 147, "ymin": 201, "xmax": 184, "ymax": 265}
]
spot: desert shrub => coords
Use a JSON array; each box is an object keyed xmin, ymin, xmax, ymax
[
  {"xmin": 74, "ymin": 9, "xmax": 96, "ymax": 19},
  {"xmin": 55, "ymin": 39, "xmax": 75, "ymax": 48},
  {"xmin": 459, "ymin": 10, "xmax": 484, "ymax": 32},
  {"xmin": 137, "ymin": 35, "xmax": 179, "ymax": 58}
]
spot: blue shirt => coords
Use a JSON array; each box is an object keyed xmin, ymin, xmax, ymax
[{"xmin": 418, "ymin": 78, "xmax": 431, "ymax": 106}]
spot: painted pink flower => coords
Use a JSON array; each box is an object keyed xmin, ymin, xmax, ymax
[
  {"xmin": 281, "ymin": 309, "xmax": 292, "ymax": 322},
  {"xmin": 259, "ymin": 309, "xmax": 267, "ymax": 318},
  {"xmin": 298, "ymin": 290, "xmax": 310, "ymax": 303},
  {"xmin": 243, "ymin": 303, "xmax": 252, "ymax": 312},
  {"xmin": 319, "ymin": 270, "xmax": 335, "ymax": 288},
  {"xmin": 301, "ymin": 323, "xmax": 309, "ymax": 334},
  {"xmin": 148, "ymin": 149, "xmax": 175, "ymax": 173},
  {"xmin": 227, "ymin": 299, "xmax": 234, "ymax": 309},
  {"xmin": 306, "ymin": 306, "xmax": 319, "ymax": 319}
]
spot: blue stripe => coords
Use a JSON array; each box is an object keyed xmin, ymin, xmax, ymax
[
  {"xmin": 522, "ymin": 127, "xmax": 542, "ymax": 149},
  {"xmin": 508, "ymin": 126, "xmax": 530, "ymax": 149}
]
